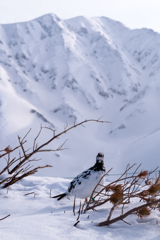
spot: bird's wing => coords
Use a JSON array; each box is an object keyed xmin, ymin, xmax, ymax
[{"xmin": 67, "ymin": 169, "xmax": 93, "ymax": 193}]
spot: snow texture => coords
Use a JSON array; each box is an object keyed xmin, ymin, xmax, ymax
[{"xmin": 1, "ymin": 176, "xmax": 160, "ymax": 240}]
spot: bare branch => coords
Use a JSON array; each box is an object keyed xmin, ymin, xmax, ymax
[
  {"xmin": 83, "ymin": 163, "xmax": 160, "ymax": 227},
  {"xmin": 99, "ymin": 199, "xmax": 160, "ymax": 226},
  {"xmin": 77, "ymin": 201, "xmax": 81, "ymax": 221},
  {"xmin": 74, "ymin": 221, "xmax": 80, "ymax": 227},
  {"xmin": 18, "ymin": 136, "xmax": 26, "ymax": 158},
  {"xmin": 0, "ymin": 118, "xmax": 109, "ymax": 189},
  {"xmin": 24, "ymin": 192, "xmax": 35, "ymax": 196},
  {"xmin": 21, "ymin": 128, "xmax": 32, "ymax": 142},
  {"xmin": 33, "ymin": 125, "xmax": 42, "ymax": 151},
  {"xmin": 0, "ymin": 214, "xmax": 10, "ymax": 221},
  {"xmin": 73, "ymin": 195, "xmax": 76, "ymax": 216},
  {"xmin": 0, "ymin": 145, "xmax": 21, "ymax": 159}
]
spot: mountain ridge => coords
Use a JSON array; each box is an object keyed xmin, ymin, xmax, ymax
[{"xmin": 0, "ymin": 13, "xmax": 160, "ymax": 177}]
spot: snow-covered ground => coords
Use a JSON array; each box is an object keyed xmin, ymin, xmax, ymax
[
  {"xmin": 1, "ymin": 13, "xmax": 160, "ymax": 238},
  {"xmin": 1, "ymin": 176, "xmax": 160, "ymax": 240}
]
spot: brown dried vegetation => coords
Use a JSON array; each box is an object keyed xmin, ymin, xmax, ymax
[
  {"xmin": 137, "ymin": 207, "xmax": 151, "ymax": 219},
  {"xmin": 138, "ymin": 171, "xmax": 148, "ymax": 179},
  {"xmin": 80, "ymin": 164, "xmax": 160, "ymax": 227},
  {"xmin": 148, "ymin": 184, "xmax": 160, "ymax": 195},
  {"xmin": 110, "ymin": 191, "xmax": 123, "ymax": 204},
  {"xmin": 0, "ymin": 118, "xmax": 109, "ymax": 189},
  {"xmin": 0, "ymin": 118, "xmax": 110, "ymax": 222}
]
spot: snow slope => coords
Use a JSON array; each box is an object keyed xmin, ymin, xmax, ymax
[
  {"xmin": 1, "ymin": 176, "xmax": 160, "ymax": 240},
  {"xmin": 0, "ymin": 14, "xmax": 160, "ymax": 177}
]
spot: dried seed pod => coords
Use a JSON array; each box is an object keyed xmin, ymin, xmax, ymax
[
  {"xmin": 110, "ymin": 191, "xmax": 123, "ymax": 204},
  {"xmin": 137, "ymin": 207, "xmax": 150, "ymax": 219},
  {"xmin": 138, "ymin": 171, "xmax": 148, "ymax": 179},
  {"xmin": 148, "ymin": 184, "xmax": 160, "ymax": 195},
  {"xmin": 5, "ymin": 145, "xmax": 12, "ymax": 154},
  {"xmin": 110, "ymin": 184, "xmax": 123, "ymax": 192}
]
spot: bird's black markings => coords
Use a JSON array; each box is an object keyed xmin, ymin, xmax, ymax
[
  {"xmin": 68, "ymin": 161, "xmax": 105, "ymax": 193},
  {"xmin": 68, "ymin": 171, "xmax": 91, "ymax": 192},
  {"xmin": 80, "ymin": 170, "xmax": 91, "ymax": 179},
  {"xmin": 90, "ymin": 160, "xmax": 105, "ymax": 172},
  {"xmin": 68, "ymin": 180, "xmax": 76, "ymax": 192}
]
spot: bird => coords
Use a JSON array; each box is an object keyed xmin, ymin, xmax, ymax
[{"xmin": 52, "ymin": 152, "xmax": 106, "ymax": 201}]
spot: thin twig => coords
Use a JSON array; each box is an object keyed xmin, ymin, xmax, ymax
[
  {"xmin": 73, "ymin": 195, "xmax": 76, "ymax": 216},
  {"xmin": 121, "ymin": 219, "xmax": 131, "ymax": 225},
  {"xmin": 33, "ymin": 125, "xmax": 42, "ymax": 151},
  {"xmin": 24, "ymin": 192, "xmax": 35, "ymax": 196},
  {"xmin": 77, "ymin": 201, "xmax": 81, "ymax": 221},
  {"xmin": 99, "ymin": 199, "xmax": 160, "ymax": 226},
  {"xmin": 0, "ymin": 214, "xmax": 10, "ymax": 221},
  {"xmin": 74, "ymin": 221, "xmax": 80, "ymax": 227},
  {"xmin": 1, "ymin": 118, "xmax": 110, "ymax": 189}
]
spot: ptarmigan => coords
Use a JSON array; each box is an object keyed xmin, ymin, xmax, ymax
[{"xmin": 52, "ymin": 152, "xmax": 106, "ymax": 201}]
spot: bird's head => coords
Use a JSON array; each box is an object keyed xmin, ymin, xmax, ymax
[{"xmin": 96, "ymin": 152, "xmax": 104, "ymax": 165}]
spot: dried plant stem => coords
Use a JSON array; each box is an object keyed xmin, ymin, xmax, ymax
[
  {"xmin": 77, "ymin": 201, "xmax": 81, "ymax": 221},
  {"xmin": 0, "ymin": 118, "xmax": 109, "ymax": 189},
  {"xmin": 74, "ymin": 221, "xmax": 80, "ymax": 227},
  {"xmin": 82, "ymin": 163, "xmax": 160, "ymax": 227},
  {"xmin": 24, "ymin": 192, "xmax": 35, "ymax": 196},
  {"xmin": 99, "ymin": 199, "xmax": 160, "ymax": 226},
  {"xmin": 73, "ymin": 195, "xmax": 76, "ymax": 216},
  {"xmin": 0, "ymin": 214, "xmax": 10, "ymax": 221}
]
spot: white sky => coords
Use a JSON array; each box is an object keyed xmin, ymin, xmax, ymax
[{"xmin": 0, "ymin": 0, "xmax": 160, "ymax": 33}]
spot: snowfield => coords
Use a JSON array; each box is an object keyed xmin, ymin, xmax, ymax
[
  {"xmin": 1, "ymin": 12, "xmax": 160, "ymax": 239},
  {"xmin": 0, "ymin": 13, "xmax": 160, "ymax": 178},
  {"xmin": 1, "ymin": 176, "xmax": 160, "ymax": 240}
]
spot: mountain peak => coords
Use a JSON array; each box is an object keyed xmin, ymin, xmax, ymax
[
  {"xmin": 35, "ymin": 13, "xmax": 61, "ymax": 24},
  {"xmin": 0, "ymin": 15, "xmax": 160, "ymax": 177}
]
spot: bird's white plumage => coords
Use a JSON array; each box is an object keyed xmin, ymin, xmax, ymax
[
  {"xmin": 66, "ymin": 169, "xmax": 105, "ymax": 198},
  {"xmin": 53, "ymin": 153, "xmax": 106, "ymax": 200}
]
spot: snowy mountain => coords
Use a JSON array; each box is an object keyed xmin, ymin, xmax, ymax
[{"xmin": 0, "ymin": 13, "xmax": 160, "ymax": 177}]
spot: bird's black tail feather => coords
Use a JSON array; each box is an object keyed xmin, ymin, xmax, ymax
[{"xmin": 52, "ymin": 193, "xmax": 67, "ymax": 201}]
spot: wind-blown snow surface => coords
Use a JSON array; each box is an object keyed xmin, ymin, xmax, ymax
[
  {"xmin": 1, "ymin": 176, "xmax": 160, "ymax": 240},
  {"xmin": 0, "ymin": 13, "xmax": 160, "ymax": 177}
]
